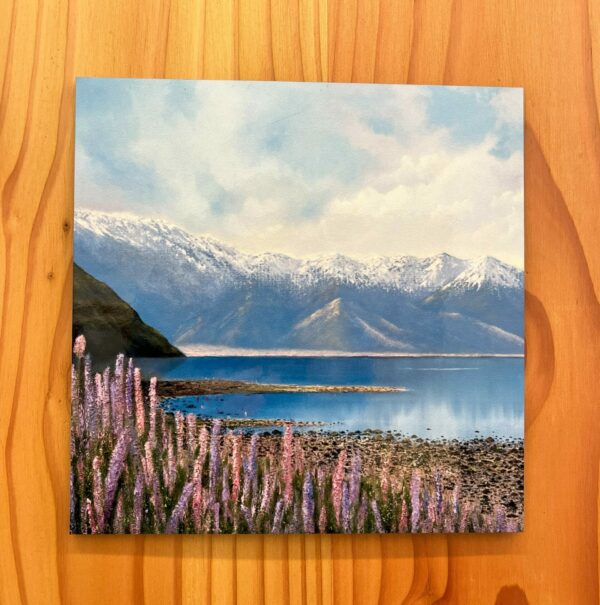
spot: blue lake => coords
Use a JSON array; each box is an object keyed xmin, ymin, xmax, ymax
[{"xmin": 136, "ymin": 356, "xmax": 524, "ymax": 440}]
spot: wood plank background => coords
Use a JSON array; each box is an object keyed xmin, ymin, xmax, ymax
[{"xmin": 1, "ymin": 0, "xmax": 599, "ymax": 603}]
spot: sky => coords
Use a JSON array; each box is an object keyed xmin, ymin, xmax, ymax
[{"xmin": 75, "ymin": 78, "xmax": 524, "ymax": 267}]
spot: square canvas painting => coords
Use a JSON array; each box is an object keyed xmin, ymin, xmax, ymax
[{"xmin": 71, "ymin": 78, "xmax": 524, "ymax": 534}]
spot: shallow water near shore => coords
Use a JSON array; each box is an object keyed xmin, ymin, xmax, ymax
[{"xmin": 136, "ymin": 356, "xmax": 524, "ymax": 440}]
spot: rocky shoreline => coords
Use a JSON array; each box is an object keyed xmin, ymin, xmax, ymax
[{"xmin": 155, "ymin": 378, "xmax": 406, "ymax": 398}]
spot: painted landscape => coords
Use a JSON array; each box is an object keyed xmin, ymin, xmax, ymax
[{"xmin": 72, "ymin": 78, "xmax": 524, "ymax": 534}]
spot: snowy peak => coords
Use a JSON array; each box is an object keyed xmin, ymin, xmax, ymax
[{"xmin": 443, "ymin": 256, "xmax": 523, "ymax": 291}]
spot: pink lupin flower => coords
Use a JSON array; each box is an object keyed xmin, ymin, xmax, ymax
[
  {"xmin": 86, "ymin": 499, "xmax": 99, "ymax": 534},
  {"xmin": 349, "ymin": 452, "xmax": 361, "ymax": 507},
  {"xmin": 113, "ymin": 493, "xmax": 125, "ymax": 533},
  {"xmin": 92, "ymin": 456, "xmax": 105, "ymax": 532},
  {"xmin": 341, "ymin": 482, "xmax": 351, "ymax": 533},
  {"xmin": 459, "ymin": 502, "xmax": 471, "ymax": 533},
  {"xmin": 370, "ymin": 500, "xmax": 384, "ymax": 533},
  {"xmin": 104, "ymin": 429, "xmax": 131, "ymax": 524},
  {"xmin": 94, "ymin": 373, "xmax": 104, "ymax": 436},
  {"xmin": 160, "ymin": 409, "xmax": 168, "ymax": 453},
  {"xmin": 142, "ymin": 441, "xmax": 155, "ymax": 487},
  {"xmin": 282, "ymin": 424, "xmax": 294, "ymax": 507},
  {"xmin": 134, "ymin": 368, "xmax": 145, "ymax": 437},
  {"xmin": 332, "ymin": 450, "xmax": 347, "ymax": 525},
  {"xmin": 242, "ymin": 433, "xmax": 259, "ymax": 503},
  {"xmin": 131, "ymin": 472, "xmax": 144, "ymax": 534},
  {"xmin": 302, "ymin": 471, "xmax": 315, "ymax": 533},
  {"xmin": 434, "ymin": 468, "xmax": 443, "ymax": 519},
  {"xmin": 166, "ymin": 482, "xmax": 194, "ymax": 534},
  {"xmin": 399, "ymin": 500, "xmax": 409, "ymax": 532},
  {"xmin": 111, "ymin": 357, "xmax": 125, "ymax": 435},
  {"xmin": 148, "ymin": 377, "xmax": 158, "ymax": 448},
  {"xmin": 427, "ymin": 489, "xmax": 437, "ymax": 532},
  {"xmin": 231, "ymin": 433, "xmax": 242, "ymax": 503},
  {"xmin": 73, "ymin": 335, "xmax": 86, "ymax": 358},
  {"xmin": 175, "ymin": 411, "xmax": 185, "ymax": 466},
  {"xmin": 186, "ymin": 413, "xmax": 197, "ymax": 459},
  {"xmin": 318, "ymin": 505, "xmax": 327, "ymax": 534},
  {"xmin": 271, "ymin": 499, "xmax": 284, "ymax": 534},
  {"xmin": 410, "ymin": 469, "xmax": 421, "ymax": 532}
]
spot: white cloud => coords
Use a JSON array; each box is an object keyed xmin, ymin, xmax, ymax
[{"xmin": 76, "ymin": 81, "xmax": 524, "ymax": 267}]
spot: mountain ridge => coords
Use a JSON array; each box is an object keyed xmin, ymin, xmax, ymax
[{"xmin": 74, "ymin": 209, "xmax": 524, "ymax": 354}]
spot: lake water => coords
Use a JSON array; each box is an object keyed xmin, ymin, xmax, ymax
[{"xmin": 136, "ymin": 356, "xmax": 524, "ymax": 440}]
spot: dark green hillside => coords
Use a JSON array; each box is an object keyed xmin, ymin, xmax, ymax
[{"xmin": 73, "ymin": 263, "xmax": 183, "ymax": 360}]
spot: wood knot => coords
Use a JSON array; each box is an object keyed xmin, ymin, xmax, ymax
[
  {"xmin": 63, "ymin": 221, "xmax": 70, "ymax": 233},
  {"xmin": 47, "ymin": 271, "xmax": 54, "ymax": 280},
  {"xmin": 496, "ymin": 585, "xmax": 529, "ymax": 604}
]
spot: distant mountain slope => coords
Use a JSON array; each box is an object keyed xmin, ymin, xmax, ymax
[
  {"xmin": 73, "ymin": 263, "xmax": 183, "ymax": 359},
  {"xmin": 75, "ymin": 209, "xmax": 524, "ymax": 354}
]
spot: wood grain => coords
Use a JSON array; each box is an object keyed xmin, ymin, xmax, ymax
[{"xmin": 1, "ymin": 0, "xmax": 598, "ymax": 603}]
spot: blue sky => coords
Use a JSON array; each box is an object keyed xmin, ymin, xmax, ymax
[{"xmin": 75, "ymin": 78, "xmax": 523, "ymax": 266}]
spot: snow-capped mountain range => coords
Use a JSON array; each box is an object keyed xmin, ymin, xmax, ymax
[{"xmin": 74, "ymin": 209, "xmax": 524, "ymax": 354}]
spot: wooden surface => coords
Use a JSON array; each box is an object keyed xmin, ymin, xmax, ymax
[{"xmin": 1, "ymin": 0, "xmax": 599, "ymax": 603}]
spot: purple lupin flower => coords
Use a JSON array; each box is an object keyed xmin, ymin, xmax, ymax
[
  {"xmin": 151, "ymin": 476, "xmax": 165, "ymax": 532},
  {"xmin": 357, "ymin": 497, "xmax": 368, "ymax": 533},
  {"xmin": 349, "ymin": 453, "xmax": 361, "ymax": 507},
  {"xmin": 165, "ymin": 482, "xmax": 194, "ymax": 534},
  {"xmin": 101, "ymin": 368, "xmax": 111, "ymax": 435},
  {"xmin": 134, "ymin": 368, "xmax": 145, "ymax": 437},
  {"xmin": 165, "ymin": 431, "xmax": 176, "ymax": 493},
  {"xmin": 84, "ymin": 354, "xmax": 95, "ymax": 435},
  {"xmin": 208, "ymin": 420, "xmax": 222, "ymax": 504},
  {"xmin": 94, "ymin": 373, "xmax": 104, "ymax": 438},
  {"xmin": 282, "ymin": 424, "xmax": 294, "ymax": 507},
  {"xmin": 148, "ymin": 377, "xmax": 158, "ymax": 448},
  {"xmin": 434, "ymin": 468, "xmax": 443, "ymax": 519},
  {"xmin": 452, "ymin": 482, "xmax": 460, "ymax": 520},
  {"xmin": 494, "ymin": 505, "xmax": 507, "ymax": 532},
  {"xmin": 231, "ymin": 433, "xmax": 241, "ymax": 503},
  {"xmin": 271, "ymin": 499, "xmax": 284, "ymax": 534},
  {"xmin": 341, "ymin": 482, "xmax": 351, "ymax": 533},
  {"xmin": 104, "ymin": 429, "xmax": 131, "ymax": 524},
  {"xmin": 302, "ymin": 471, "xmax": 315, "ymax": 533},
  {"xmin": 318, "ymin": 505, "xmax": 327, "ymax": 534},
  {"xmin": 213, "ymin": 503, "xmax": 221, "ymax": 534},
  {"xmin": 175, "ymin": 411, "xmax": 185, "ymax": 465},
  {"xmin": 186, "ymin": 413, "xmax": 197, "ymax": 460},
  {"xmin": 192, "ymin": 450, "xmax": 204, "ymax": 532},
  {"xmin": 71, "ymin": 364, "xmax": 81, "ymax": 439},
  {"xmin": 92, "ymin": 456, "xmax": 105, "ymax": 532},
  {"xmin": 371, "ymin": 500, "xmax": 384, "ymax": 533},
  {"xmin": 399, "ymin": 500, "xmax": 409, "ymax": 533},
  {"xmin": 332, "ymin": 450, "xmax": 347, "ymax": 526},
  {"xmin": 221, "ymin": 465, "xmax": 230, "ymax": 519},
  {"xmin": 131, "ymin": 472, "xmax": 144, "ymax": 534},
  {"xmin": 242, "ymin": 433, "xmax": 259, "ymax": 503},
  {"xmin": 410, "ymin": 469, "xmax": 421, "ymax": 532},
  {"xmin": 125, "ymin": 358, "xmax": 134, "ymax": 420},
  {"xmin": 111, "ymin": 355, "xmax": 125, "ymax": 435},
  {"xmin": 241, "ymin": 503, "xmax": 254, "ymax": 532}
]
